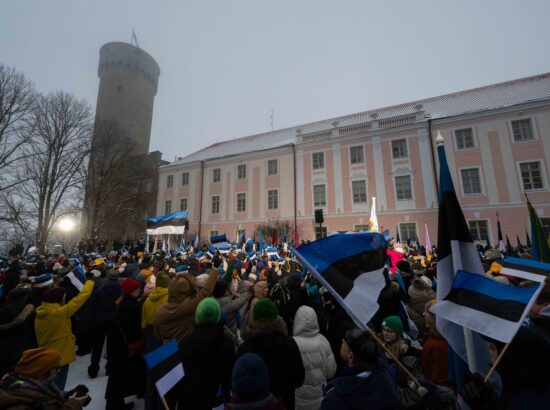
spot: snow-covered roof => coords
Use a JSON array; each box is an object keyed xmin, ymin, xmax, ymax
[{"xmin": 170, "ymin": 72, "xmax": 550, "ymax": 166}]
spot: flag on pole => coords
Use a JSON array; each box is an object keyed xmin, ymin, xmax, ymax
[
  {"xmin": 526, "ymin": 229, "xmax": 532, "ymax": 248},
  {"xmin": 66, "ymin": 263, "xmax": 87, "ymax": 292},
  {"xmin": 506, "ymin": 235, "xmax": 512, "ymax": 252},
  {"xmin": 292, "ymin": 232, "xmax": 387, "ymax": 329},
  {"xmin": 430, "ymin": 131, "xmax": 491, "ymax": 377},
  {"xmin": 144, "ymin": 339, "xmax": 184, "ymax": 398},
  {"xmin": 527, "ymin": 198, "xmax": 550, "ymax": 263},
  {"xmin": 194, "ymin": 234, "xmax": 199, "ymax": 249},
  {"xmin": 369, "ymin": 197, "xmax": 379, "ymax": 232},
  {"xmin": 259, "ymin": 228, "xmax": 263, "ymax": 254},
  {"xmin": 395, "ymin": 226, "xmax": 401, "ymax": 244},
  {"xmin": 497, "ymin": 213, "xmax": 506, "ymax": 254},
  {"xmin": 424, "ymin": 223, "xmax": 432, "ymax": 254},
  {"xmin": 516, "ymin": 235, "xmax": 523, "ymax": 248}
]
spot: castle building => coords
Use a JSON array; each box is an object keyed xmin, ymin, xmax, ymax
[{"xmin": 157, "ymin": 73, "xmax": 550, "ymax": 246}]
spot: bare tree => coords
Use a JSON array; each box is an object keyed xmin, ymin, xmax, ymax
[
  {"xmin": 4, "ymin": 91, "xmax": 92, "ymax": 253},
  {"xmin": 82, "ymin": 119, "xmax": 139, "ymax": 241},
  {"xmin": 0, "ymin": 64, "xmax": 37, "ymax": 192}
]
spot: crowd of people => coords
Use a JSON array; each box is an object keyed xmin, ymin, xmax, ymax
[{"xmin": 0, "ymin": 236, "xmax": 549, "ymax": 410}]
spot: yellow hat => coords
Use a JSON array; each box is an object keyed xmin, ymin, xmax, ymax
[{"xmin": 16, "ymin": 348, "xmax": 61, "ymax": 378}]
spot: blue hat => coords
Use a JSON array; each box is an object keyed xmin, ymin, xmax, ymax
[{"xmin": 232, "ymin": 353, "xmax": 269, "ymax": 399}]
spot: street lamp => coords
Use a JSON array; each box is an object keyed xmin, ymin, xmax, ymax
[{"xmin": 58, "ymin": 217, "xmax": 76, "ymax": 254}]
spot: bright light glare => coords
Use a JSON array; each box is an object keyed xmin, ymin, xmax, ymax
[{"xmin": 59, "ymin": 218, "xmax": 75, "ymax": 232}]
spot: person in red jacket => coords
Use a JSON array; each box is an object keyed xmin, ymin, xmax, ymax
[{"xmin": 421, "ymin": 300, "xmax": 452, "ymax": 389}]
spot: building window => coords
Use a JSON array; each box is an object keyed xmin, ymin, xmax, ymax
[
  {"xmin": 354, "ymin": 224, "xmax": 369, "ymax": 232},
  {"xmin": 180, "ymin": 198, "xmax": 187, "ymax": 211},
  {"xmin": 392, "ymin": 139, "xmax": 408, "ymax": 159},
  {"xmin": 166, "ymin": 175, "xmax": 173, "ymax": 188},
  {"xmin": 540, "ymin": 218, "xmax": 550, "ymax": 237},
  {"xmin": 210, "ymin": 230, "xmax": 219, "ymax": 237},
  {"xmin": 455, "ymin": 128, "xmax": 475, "ymax": 149},
  {"xmin": 164, "ymin": 200, "xmax": 172, "ymax": 214},
  {"xmin": 237, "ymin": 164, "xmax": 247, "ymax": 180},
  {"xmin": 313, "ymin": 184, "xmax": 327, "ymax": 207},
  {"xmin": 399, "ymin": 223, "xmax": 417, "ymax": 241},
  {"xmin": 237, "ymin": 193, "xmax": 246, "ymax": 212},
  {"xmin": 267, "ymin": 159, "xmax": 278, "ymax": 176},
  {"xmin": 468, "ymin": 220, "xmax": 489, "ymax": 244},
  {"xmin": 350, "ymin": 146, "xmax": 364, "ymax": 164},
  {"xmin": 520, "ymin": 161, "xmax": 544, "ymax": 190},
  {"xmin": 512, "ymin": 119, "xmax": 534, "ymax": 142},
  {"xmin": 267, "ymin": 189, "xmax": 278, "ymax": 210},
  {"xmin": 461, "ymin": 168, "xmax": 482, "ymax": 195},
  {"xmin": 315, "ymin": 226, "xmax": 327, "ymax": 240},
  {"xmin": 144, "ymin": 181, "xmax": 152, "ymax": 193},
  {"xmin": 312, "ymin": 152, "xmax": 324, "ymax": 170},
  {"xmin": 352, "ymin": 180, "xmax": 367, "ymax": 204},
  {"xmin": 213, "ymin": 168, "xmax": 221, "ymax": 183},
  {"xmin": 131, "ymin": 183, "xmax": 138, "ymax": 194},
  {"xmin": 181, "ymin": 172, "xmax": 189, "ymax": 185},
  {"xmin": 395, "ymin": 175, "xmax": 413, "ymax": 200},
  {"xmin": 211, "ymin": 196, "xmax": 220, "ymax": 214}
]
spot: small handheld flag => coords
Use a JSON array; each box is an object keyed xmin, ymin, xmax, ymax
[{"xmin": 144, "ymin": 339, "xmax": 184, "ymax": 399}]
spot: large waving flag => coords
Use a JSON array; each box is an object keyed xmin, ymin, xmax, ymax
[
  {"xmin": 292, "ymin": 232, "xmax": 387, "ymax": 329},
  {"xmin": 527, "ymin": 198, "xmax": 550, "ymax": 262},
  {"xmin": 430, "ymin": 131, "xmax": 491, "ymax": 375},
  {"xmin": 147, "ymin": 211, "xmax": 188, "ymax": 235}
]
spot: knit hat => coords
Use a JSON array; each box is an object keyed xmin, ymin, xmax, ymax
[
  {"xmin": 231, "ymin": 353, "xmax": 269, "ymax": 399},
  {"xmin": 253, "ymin": 298, "xmax": 278, "ymax": 321},
  {"xmin": 107, "ymin": 269, "xmax": 120, "ymax": 280},
  {"xmin": 122, "ymin": 278, "xmax": 140, "ymax": 296},
  {"xmin": 156, "ymin": 272, "xmax": 170, "ymax": 288},
  {"xmin": 382, "ymin": 316, "xmax": 404, "ymax": 337},
  {"xmin": 35, "ymin": 273, "xmax": 53, "ymax": 288},
  {"xmin": 15, "ymin": 348, "xmax": 61, "ymax": 378},
  {"xmin": 195, "ymin": 273, "xmax": 209, "ymax": 288},
  {"xmin": 195, "ymin": 297, "xmax": 221, "ymax": 325},
  {"xmin": 42, "ymin": 287, "xmax": 66, "ymax": 304},
  {"xmin": 419, "ymin": 275, "xmax": 432, "ymax": 288},
  {"xmin": 90, "ymin": 269, "xmax": 101, "ymax": 278}
]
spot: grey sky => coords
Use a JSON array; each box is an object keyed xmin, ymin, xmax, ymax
[{"xmin": 1, "ymin": 1, "xmax": 549, "ymax": 161}]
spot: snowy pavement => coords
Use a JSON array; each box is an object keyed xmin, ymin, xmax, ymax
[{"xmin": 67, "ymin": 352, "xmax": 144, "ymax": 410}]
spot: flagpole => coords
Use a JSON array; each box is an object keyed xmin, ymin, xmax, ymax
[
  {"xmin": 484, "ymin": 342, "xmax": 511, "ymax": 383},
  {"xmin": 159, "ymin": 395, "xmax": 170, "ymax": 410}
]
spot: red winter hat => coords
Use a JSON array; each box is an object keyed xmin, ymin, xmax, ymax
[
  {"xmin": 122, "ymin": 278, "xmax": 140, "ymax": 296},
  {"xmin": 42, "ymin": 287, "xmax": 66, "ymax": 304}
]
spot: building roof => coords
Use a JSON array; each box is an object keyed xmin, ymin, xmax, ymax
[{"xmin": 171, "ymin": 72, "xmax": 550, "ymax": 166}]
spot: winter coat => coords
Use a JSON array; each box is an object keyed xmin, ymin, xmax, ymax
[
  {"xmin": 421, "ymin": 331, "xmax": 452, "ymax": 388},
  {"xmin": 371, "ymin": 281, "xmax": 401, "ymax": 332},
  {"xmin": 218, "ymin": 281, "xmax": 250, "ymax": 333},
  {"xmin": 141, "ymin": 287, "xmax": 168, "ymax": 328},
  {"xmin": 0, "ymin": 373, "xmax": 83, "ymax": 410},
  {"xmin": 386, "ymin": 249, "xmax": 404, "ymax": 274},
  {"xmin": 93, "ymin": 280, "xmax": 122, "ymax": 323},
  {"xmin": 292, "ymin": 306, "xmax": 336, "ymax": 410},
  {"xmin": 407, "ymin": 278, "xmax": 436, "ymax": 330},
  {"xmin": 321, "ymin": 366, "xmax": 400, "ymax": 410},
  {"xmin": 154, "ymin": 269, "xmax": 219, "ymax": 343},
  {"xmin": 0, "ymin": 300, "xmax": 36, "ymax": 376},
  {"xmin": 237, "ymin": 317, "xmax": 305, "ymax": 410},
  {"xmin": 34, "ymin": 281, "xmax": 94, "ymax": 366},
  {"xmin": 178, "ymin": 324, "xmax": 235, "ymax": 409}
]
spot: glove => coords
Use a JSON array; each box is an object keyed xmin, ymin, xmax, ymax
[{"xmin": 460, "ymin": 373, "xmax": 499, "ymax": 410}]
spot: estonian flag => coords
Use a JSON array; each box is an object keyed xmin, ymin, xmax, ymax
[
  {"xmin": 66, "ymin": 264, "xmax": 87, "ymax": 292},
  {"xmin": 527, "ymin": 198, "xmax": 550, "ymax": 262},
  {"xmin": 144, "ymin": 339, "xmax": 184, "ymax": 398},
  {"xmin": 292, "ymin": 232, "xmax": 387, "ymax": 328},
  {"xmin": 430, "ymin": 131, "xmax": 492, "ymax": 375},
  {"xmin": 497, "ymin": 213, "xmax": 506, "ymax": 254}
]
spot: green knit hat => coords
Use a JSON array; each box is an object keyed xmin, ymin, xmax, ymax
[
  {"xmin": 253, "ymin": 298, "xmax": 278, "ymax": 321},
  {"xmin": 156, "ymin": 272, "xmax": 170, "ymax": 288},
  {"xmin": 195, "ymin": 297, "xmax": 221, "ymax": 325},
  {"xmin": 382, "ymin": 316, "xmax": 404, "ymax": 337}
]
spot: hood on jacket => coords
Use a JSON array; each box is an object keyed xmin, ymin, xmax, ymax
[
  {"xmin": 35, "ymin": 302, "xmax": 61, "ymax": 319},
  {"xmin": 253, "ymin": 281, "xmax": 268, "ymax": 299},
  {"xmin": 293, "ymin": 305, "xmax": 319, "ymax": 337},
  {"xmin": 168, "ymin": 273, "xmax": 197, "ymax": 303},
  {"xmin": 148, "ymin": 286, "xmax": 168, "ymax": 302}
]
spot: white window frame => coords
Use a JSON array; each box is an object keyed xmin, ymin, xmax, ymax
[
  {"xmin": 313, "ymin": 184, "xmax": 327, "ymax": 207},
  {"xmin": 349, "ymin": 145, "xmax": 364, "ymax": 165},
  {"xmin": 267, "ymin": 189, "xmax": 279, "ymax": 210},
  {"xmin": 237, "ymin": 164, "xmax": 247, "ymax": 180},
  {"xmin": 391, "ymin": 138, "xmax": 409, "ymax": 160},
  {"xmin": 236, "ymin": 192, "xmax": 247, "ymax": 213},
  {"xmin": 453, "ymin": 127, "xmax": 476, "ymax": 150},
  {"xmin": 399, "ymin": 222, "xmax": 417, "ymax": 241},
  {"xmin": 180, "ymin": 198, "xmax": 188, "ymax": 211},
  {"xmin": 459, "ymin": 166, "xmax": 485, "ymax": 196},
  {"xmin": 510, "ymin": 118, "xmax": 537, "ymax": 143},
  {"xmin": 166, "ymin": 175, "xmax": 173, "ymax": 188},
  {"xmin": 351, "ymin": 179, "xmax": 368, "ymax": 204},
  {"xmin": 394, "ymin": 175, "xmax": 413, "ymax": 201},
  {"xmin": 212, "ymin": 168, "xmax": 221, "ymax": 183},
  {"xmin": 144, "ymin": 181, "xmax": 152, "ymax": 193},
  {"xmin": 353, "ymin": 224, "xmax": 370, "ymax": 232},
  {"xmin": 209, "ymin": 230, "xmax": 219, "ymax": 237},
  {"xmin": 164, "ymin": 200, "xmax": 172, "ymax": 214},
  {"xmin": 312, "ymin": 152, "xmax": 325, "ymax": 170},
  {"xmin": 517, "ymin": 159, "xmax": 547, "ymax": 192},
  {"xmin": 181, "ymin": 172, "xmax": 189, "ymax": 186},
  {"xmin": 211, "ymin": 195, "xmax": 220, "ymax": 215},
  {"xmin": 467, "ymin": 219, "xmax": 491, "ymax": 245},
  {"xmin": 267, "ymin": 159, "xmax": 278, "ymax": 176}
]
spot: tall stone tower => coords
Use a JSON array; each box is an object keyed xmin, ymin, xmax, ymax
[{"xmin": 94, "ymin": 42, "xmax": 160, "ymax": 155}]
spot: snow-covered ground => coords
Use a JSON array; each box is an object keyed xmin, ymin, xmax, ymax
[{"xmin": 67, "ymin": 352, "xmax": 144, "ymax": 410}]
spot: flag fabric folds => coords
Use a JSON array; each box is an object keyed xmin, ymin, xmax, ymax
[
  {"xmin": 527, "ymin": 199, "xmax": 550, "ymax": 262},
  {"xmin": 66, "ymin": 264, "xmax": 87, "ymax": 292},
  {"xmin": 292, "ymin": 232, "xmax": 387, "ymax": 329},
  {"xmin": 497, "ymin": 214, "xmax": 506, "ymax": 254},
  {"xmin": 147, "ymin": 211, "xmax": 188, "ymax": 235},
  {"xmin": 424, "ymin": 223, "xmax": 432, "ymax": 254},
  {"xmin": 144, "ymin": 339, "xmax": 185, "ymax": 398}
]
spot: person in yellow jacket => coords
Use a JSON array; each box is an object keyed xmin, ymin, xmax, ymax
[{"xmin": 34, "ymin": 280, "xmax": 94, "ymax": 389}]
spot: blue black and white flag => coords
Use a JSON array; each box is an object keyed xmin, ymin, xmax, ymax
[
  {"xmin": 147, "ymin": 211, "xmax": 188, "ymax": 236},
  {"xmin": 66, "ymin": 263, "xmax": 87, "ymax": 292},
  {"xmin": 144, "ymin": 339, "xmax": 184, "ymax": 398},
  {"xmin": 292, "ymin": 232, "xmax": 387, "ymax": 329},
  {"xmin": 497, "ymin": 257, "xmax": 550, "ymax": 282}
]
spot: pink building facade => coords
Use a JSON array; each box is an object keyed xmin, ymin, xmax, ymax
[{"xmin": 157, "ymin": 73, "xmax": 550, "ymax": 247}]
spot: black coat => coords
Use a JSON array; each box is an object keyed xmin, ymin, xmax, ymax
[
  {"xmin": 94, "ymin": 280, "xmax": 123, "ymax": 323},
  {"xmin": 105, "ymin": 295, "xmax": 145, "ymax": 400},
  {"xmin": 237, "ymin": 331, "xmax": 305, "ymax": 410},
  {"xmin": 178, "ymin": 324, "xmax": 235, "ymax": 409}
]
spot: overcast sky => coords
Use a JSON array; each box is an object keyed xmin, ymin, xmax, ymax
[{"xmin": 2, "ymin": 1, "xmax": 550, "ymax": 161}]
